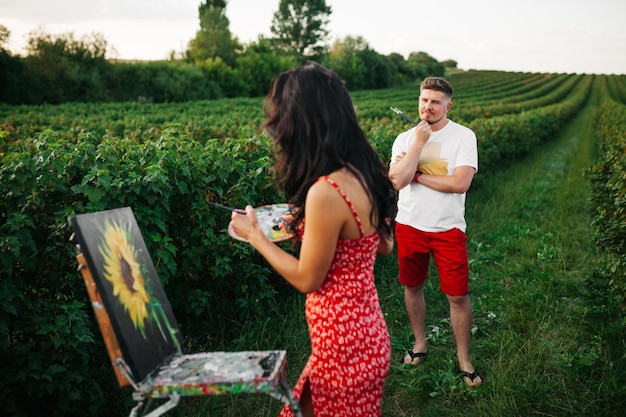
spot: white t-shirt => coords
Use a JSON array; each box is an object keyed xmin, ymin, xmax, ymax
[{"xmin": 390, "ymin": 120, "xmax": 478, "ymax": 233}]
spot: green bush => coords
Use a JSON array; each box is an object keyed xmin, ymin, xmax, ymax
[
  {"xmin": 586, "ymin": 96, "xmax": 626, "ymax": 310},
  {"xmin": 105, "ymin": 61, "xmax": 221, "ymax": 102}
]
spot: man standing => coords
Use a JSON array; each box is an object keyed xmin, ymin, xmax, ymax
[{"xmin": 388, "ymin": 77, "xmax": 482, "ymax": 387}]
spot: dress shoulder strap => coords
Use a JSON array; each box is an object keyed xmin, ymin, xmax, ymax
[{"xmin": 318, "ymin": 176, "xmax": 365, "ymax": 237}]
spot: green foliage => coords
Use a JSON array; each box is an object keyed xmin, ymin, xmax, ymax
[
  {"xmin": 451, "ymin": 73, "xmax": 584, "ymax": 123},
  {"xmin": 105, "ymin": 61, "xmax": 220, "ymax": 102},
  {"xmin": 0, "ymin": 28, "xmax": 222, "ymax": 104},
  {"xmin": 0, "ymin": 24, "xmax": 10, "ymax": 49},
  {"xmin": 0, "ymin": 94, "xmax": 268, "ymax": 145},
  {"xmin": 0, "ymin": 131, "xmax": 126, "ymax": 416},
  {"xmin": 327, "ymin": 36, "xmax": 416, "ymax": 89},
  {"xmin": 327, "ymin": 36, "xmax": 396, "ymax": 90},
  {"xmin": 187, "ymin": 0, "xmax": 240, "ymax": 66},
  {"xmin": 0, "ymin": 50, "xmax": 29, "ymax": 104},
  {"xmin": 200, "ymin": 56, "xmax": 248, "ymax": 97},
  {"xmin": 387, "ymin": 52, "xmax": 415, "ymax": 84},
  {"xmin": 356, "ymin": 48, "xmax": 395, "ymax": 89},
  {"xmin": 21, "ymin": 30, "xmax": 112, "ymax": 104},
  {"xmin": 585, "ymin": 92, "xmax": 626, "ymax": 309},
  {"xmin": 407, "ymin": 51, "xmax": 445, "ymax": 79},
  {"xmin": 442, "ymin": 59, "xmax": 458, "ymax": 69},
  {"xmin": 468, "ymin": 74, "xmax": 592, "ymax": 175},
  {"xmin": 327, "ymin": 36, "xmax": 368, "ymax": 89},
  {"xmin": 270, "ymin": 0, "xmax": 332, "ymax": 61},
  {"xmin": 236, "ymin": 39, "xmax": 297, "ymax": 97}
]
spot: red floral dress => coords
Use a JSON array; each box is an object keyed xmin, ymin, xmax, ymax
[{"xmin": 279, "ymin": 176, "xmax": 391, "ymax": 417}]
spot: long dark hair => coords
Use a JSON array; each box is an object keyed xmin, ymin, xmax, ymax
[{"xmin": 263, "ymin": 62, "xmax": 395, "ymax": 241}]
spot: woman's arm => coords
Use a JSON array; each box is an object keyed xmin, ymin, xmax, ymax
[{"xmin": 229, "ymin": 180, "xmax": 343, "ymax": 293}]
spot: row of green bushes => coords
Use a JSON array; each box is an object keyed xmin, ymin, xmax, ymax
[
  {"xmin": 467, "ymin": 74, "xmax": 591, "ymax": 176},
  {"xmin": 0, "ymin": 50, "xmax": 291, "ymax": 105},
  {"xmin": 0, "ymin": 96, "xmax": 267, "ymax": 145},
  {"xmin": 447, "ymin": 71, "xmax": 544, "ymax": 99},
  {"xmin": 454, "ymin": 72, "xmax": 565, "ymax": 102},
  {"xmin": 454, "ymin": 73, "xmax": 584, "ymax": 123},
  {"xmin": 606, "ymin": 74, "xmax": 626, "ymax": 104},
  {"xmin": 586, "ymin": 91, "xmax": 626, "ymax": 311}
]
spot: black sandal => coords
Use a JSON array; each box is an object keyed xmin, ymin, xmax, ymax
[
  {"xmin": 401, "ymin": 350, "xmax": 428, "ymax": 365},
  {"xmin": 460, "ymin": 370, "xmax": 482, "ymax": 386}
]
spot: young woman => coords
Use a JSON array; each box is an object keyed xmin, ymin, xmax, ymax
[{"xmin": 229, "ymin": 62, "xmax": 396, "ymax": 417}]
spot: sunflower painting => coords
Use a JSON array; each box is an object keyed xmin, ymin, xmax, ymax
[
  {"xmin": 99, "ymin": 219, "xmax": 151, "ymax": 334},
  {"xmin": 96, "ymin": 217, "xmax": 181, "ymax": 349}
]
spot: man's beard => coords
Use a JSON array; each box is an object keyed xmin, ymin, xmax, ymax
[{"xmin": 422, "ymin": 113, "xmax": 446, "ymax": 125}]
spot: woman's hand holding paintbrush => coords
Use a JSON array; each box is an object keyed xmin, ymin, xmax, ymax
[{"xmin": 206, "ymin": 200, "xmax": 246, "ymax": 214}]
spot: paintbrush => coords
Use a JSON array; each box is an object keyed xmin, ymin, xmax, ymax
[
  {"xmin": 206, "ymin": 200, "xmax": 246, "ymax": 214},
  {"xmin": 390, "ymin": 106, "xmax": 418, "ymax": 126}
]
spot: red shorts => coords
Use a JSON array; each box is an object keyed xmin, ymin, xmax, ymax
[{"xmin": 395, "ymin": 222, "xmax": 469, "ymax": 296}]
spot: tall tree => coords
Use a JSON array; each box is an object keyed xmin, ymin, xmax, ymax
[
  {"xmin": 187, "ymin": 0, "xmax": 240, "ymax": 66},
  {"xmin": 270, "ymin": 0, "xmax": 331, "ymax": 61}
]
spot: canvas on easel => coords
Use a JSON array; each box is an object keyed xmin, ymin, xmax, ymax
[{"xmin": 70, "ymin": 207, "xmax": 301, "ymax": 417}]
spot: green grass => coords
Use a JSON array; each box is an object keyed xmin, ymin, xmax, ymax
[{"xmin": 169, "ymin": 84, "xmax": 625, "ymax": 416}]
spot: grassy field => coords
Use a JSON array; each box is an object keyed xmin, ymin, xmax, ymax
[{"xmin": 165, "ymin": 79, "xmax": 626, "ymax": 417}]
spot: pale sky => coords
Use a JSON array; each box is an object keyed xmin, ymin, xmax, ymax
[{"xmin": 1, "ymin": 0, "xmax": 625, "ymax": 75}]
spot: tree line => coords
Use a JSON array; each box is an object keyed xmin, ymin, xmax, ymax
[{"xmin": 0, "ymin": 0, "xmax": 456, "ymax": 105}]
